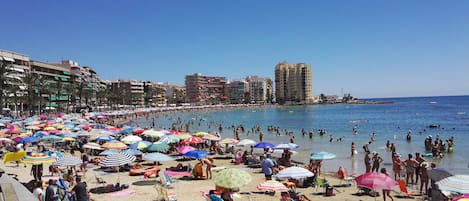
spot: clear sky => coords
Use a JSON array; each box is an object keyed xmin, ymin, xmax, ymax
[{"xmin": 2, "ymin": 1, "xmax": 469, "ymax": 98}]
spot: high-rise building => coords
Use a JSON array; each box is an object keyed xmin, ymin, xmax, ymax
[
  {"xmin": 229, "ymin": 80, "xmax": 248, "ymax": 104},
  {"xmin": 185, "ymin": 73, "xmax": 228, "ymax": 105},
  {"xmin": 246, "ymin": 76, "xmax": 273, "ymax": 104},
  {"xmin": 275, "ymin": 62, "xmax": 313, "ymax": 104}
]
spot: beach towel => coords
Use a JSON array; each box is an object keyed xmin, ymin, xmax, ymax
[
  {"xmin": 2, "ymin": 151, "xmax": 26, "ymax": 164},
  {"xmin": 165, "ymin": 170, "xmax": 192, "ymax": 177}
]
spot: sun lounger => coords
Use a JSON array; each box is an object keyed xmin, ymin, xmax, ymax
[{"xmin": 165, "ymin": 170, "xmax": 192, "ymax": 177}]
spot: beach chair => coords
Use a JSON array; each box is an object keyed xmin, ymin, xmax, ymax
[
  {"xmin": 396, "ymin": 179, "xmax": 416, "ymax": 198},
  {"xmin": 159, "ymin": 171, "xmax": 177, "ymax": 188},
  {"xmin": 95, "ymin": 174, "xmax": 107, "ymax": 187}
]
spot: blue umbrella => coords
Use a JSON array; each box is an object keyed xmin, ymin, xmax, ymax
[
  {"xmin": 99, "ymin": 149, "xmax": 119, "ymax": 156},
  {"xmin": 119, "ymin": 128, "xmax": 134, "ymax": 135},
  {"xmin": 128, "ymin": 140, "xmax": 152, "ymax": 150},
  {"xmin": 254, "ymin": 142, "xmax": 275, "ymax": 149},
  {"xmin": 96, "ymin": 136, "xmax": 115, "ymax": 142},
  {"xmin": 33, "ymin": 131, "xmax": 49, "ymax": 138},
  {"xmin": 143, "ymin": 152, "xmax": 173, "ymax": 162},
  {"xmin": 183, "ymin": 150, "xmax": 209, "ymax": 159},
  {"xmin": 121, "ymin": 149, "xmax": 143, "ymax": 156},
  {"xmin": 310, "ymin": 151, "xmax": 336, "ymax": 160},
  {"xmin": 22, "ymin": 137, "xmax": 40, "ymax": 144}
]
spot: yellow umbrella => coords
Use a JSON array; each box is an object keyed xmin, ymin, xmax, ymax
[
  {"xmin": 44, "ymin": 126, "xmax": 56, "ymax": 131},
  {"xmin": 55, "ymin": 124, "xmax": 64, "ymax": 130},
  {"xmin": 194, "ymin": 131, "xmax": 208, "ymax": 137},
  {"xmin": 63, "ymin": 137, "xmax": 75, "ymax": 141},
  {"xmin": 102, "ymin": 141, "xmax": 128, "ymax": 150}
]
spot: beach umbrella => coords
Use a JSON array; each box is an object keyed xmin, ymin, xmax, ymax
[
  {"xmin": 275, "ymin": 166, "xmax": 314, "ymax": 179},
  {"xmin": 0, "ymin": 138, "xmax": 13, "ymax": 143},
  {"xmin": 121, "ymin": 149, "xmax": 144, "ymax": 156},
  {"xmin": 143, "ymin": 130, "xmax": 164, "ymax": 138},
  {"xmin": 26, "ymin": 125, "xmax": 41, "ymax": 130},
  {"xmin": 453, "ymin": 194, "xmax": 469, "ymax": 201},
  {"xmin": 12, "ymin": 136, "xmax": 23, "ymax": 143},
  {"xmin": 354, "ymin": 172, "xmax": 398, "ymax": 190},
  {"xmin": 44, "ymin": 126, "xmax": 56, "ymax": 131},
  {"xmin": 21, "ymin": 152, "xmax": 56, "ymax": 165},
  {"xmin": 428, "ymin": 168, "xmax": 453, "ymax": 182},
  {"xmin": 193, "ymin": 131, "xmax": 209, "ymax": 137},
  {"xmin": 274, "ymin": 143, "xmax": 299, "ymax": 150},
  {"xmin": 96, "ymin": 136, "xmax": 115, "ymax": 142},
  {"xmin": 158, "ymin": 135, "xmax": 180, "ymax": 144},
  {"xmin": 102, "ymin": 140, "xmax": 128, "ymax": 150},
  {"xmin": 202, "ymin": 134, "xmax": 221, "ymax": 141},
  {"xmin": 99, "ymin": 149, "xmax": 119, "ymax": 156},
  {"xmin": 183, "ymin": 150, "xmax": 209, "ymax": 159},
  {"xmin": 257, "ymin": 180, "xmax": 288, "ymax": 192},
  {"xmin": 133, "ymin": 129, "xmax": 145, "ymax": 135},
  {"xmin": 436, "ymin": 175, "xmax": 469, "ymax": 195},
  {"xmin": 53, "ymin": 156, "xmax": 82, "ymax": 167},
  {"xmin": 146, "ymin": 142, "xmax": 170, "ymax": 152},
  {"xmin": 182, "ymin": 136, "xmax": 204, "ymax": 144},
  {"xmin": 33, "ymin": 131, "xmax": 49, "ymax": 138},
  {"xmin": 254, "ymin": 141, "xmax": 275, "ymax": 149},
  {"xmin": 213, "ymin": 168, "xmax": 252, "ymax": 189},
  {"xmin": 143, "ymin": 152, "xmax": 173, "ymax": 162},
  {"xmin": 22, "ymin": 137, "xmax": 40, "ymax": 144},
  {"xmin": 48, "ymin": 130, "xmax": 60, "ymax": 134},
  {"xmin": 310, "ymin": 151, "xmax": 336, "ymax": 160},
  {"xmin": 176, "ymin": 145, "xmax": 196, "ymax": 154},
  {"xmin": 128, "ymin": 140, "xmax": 152, "ymax": 150},
  {"xmin": 62, "ymin": 137, "xmax": 76, "ymax": 141},
  {"xmin": 76, "ymin": 131, "xmax": 91, "ymax": 137},
  {"xmin": 41, "ymin": 135, "xmax": 63, "ymax": 141},
  {"xmin": 83, "ymin": 142, "xmax": 103, "ymax": 150},
  {"xmin": 220, "ymin": 138, "xmax": 238, "ymax": 145},
  {"xmin": 236, "ymin": 139, "xmax": 257, "ymax": 147},
  {"xmin": 121, "ymin": 135, "xmax": 142, "ymax": 144},
  {"xmin": 98, "ymin": 152, "xmax": 136, "ymax": 167}
]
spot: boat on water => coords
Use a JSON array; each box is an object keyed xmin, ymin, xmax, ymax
[{"xmin": 428, "ymin": 124, "xmax": 440, "ymax": 128}]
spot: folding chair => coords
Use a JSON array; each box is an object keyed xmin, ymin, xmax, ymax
[{"xmin": 95, "ymin": 174, "xmax": 107, "ymax": 187}]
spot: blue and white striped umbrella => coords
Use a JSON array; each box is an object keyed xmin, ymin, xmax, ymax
[
  {"xmin": 121, "ymin": 149, "xmax": 144, "ymax": 156},
  {"xmin": 53, "ymin": 156, "xmax": 82, "ymax": 167},
  {"xmin": 274, "ymin": 143, "xmax": 299, "ymax": 150},
  {"xmin": 98, "ymin": 152, "xmax": 136, "ymax": 167},
  {"xmin": 310, "ymin": 151, "xmax": 336, "ymax": 160},
  {"xmin": 99, "ymin": 149, "xmax": 119, "ymax": 156},
  {"xmin": 436, "ymin": 175, "xmax": 469, "ymax": 194}
]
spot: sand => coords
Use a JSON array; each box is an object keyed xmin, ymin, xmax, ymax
[{"xmin": 0, "ymin": 153, "xmax": 429, "ymax": 201}]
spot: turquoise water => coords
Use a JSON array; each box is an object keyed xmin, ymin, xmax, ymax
[{"xmin": 132, "ymin": 96, "xmax": 469, "ymax": 175}]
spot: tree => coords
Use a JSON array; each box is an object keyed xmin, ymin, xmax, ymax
[
  {"xmin": 21, "ymin": 71, "xmax": 41, "ymax": 116},
  {"xmin": 0, "ymin": 61, "xmax": 14, "ymax": 108}
]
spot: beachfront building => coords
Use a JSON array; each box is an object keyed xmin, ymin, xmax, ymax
[
  {"xmin": 166, "ymin": 84, "xmax": 186, "ymax": 105},
  {"xmin": 229, "ymin": 80, "xmax": 249, "ymax": 104},
  {"xmin": 143, "ymin": 81, "xmax": 168, "ymax": 107},
  {"xmin": 246, "ymin": 76, "xmax": 273, "ymax": 104},
  {"xmin": 110, "ymin": 80, "xmax": 145, "ymax": 108},
  {"xmin": 185, "ymin": 73, "xmax": 228, "ymax": 105},
  {"xmin": 275, "ymin": 62, "xmax": 313, "ymax": 105},
  {"xmin": 30, "ymin": 61, "xmax": 72, "ymax": 112},
  {"xmin": 0, "ymin": 49, "xmax": 30, "ymax": 115}
]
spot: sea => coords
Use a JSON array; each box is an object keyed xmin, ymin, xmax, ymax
[{"xmin": 131, "ymin": 95, "xmax": 469, "ymax": 175}]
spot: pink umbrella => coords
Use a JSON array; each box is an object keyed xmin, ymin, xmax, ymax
[
  {"xmin": 177, "ymin": 146, "xmax": 196, "ymax": 154},
  {"xmin": 453, "ymin": 194, "xmax": 469, "ymax": 201},
  {"xmin": 182, "ymin": 136, "xmax": 204, "ymax": 144},
  {"xmin": 257, "ymin": 180, "xmax": 289, "ymax": 192},
  {"xmin": 354, "ymin": 172, "xmax": 398, "ymax": 190}
]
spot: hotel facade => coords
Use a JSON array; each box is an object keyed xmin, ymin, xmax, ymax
[{"xmin": 274, "ymin": 62, "xmax": 313, "ymax": 104}]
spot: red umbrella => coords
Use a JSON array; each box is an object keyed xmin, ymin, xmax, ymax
[
  {"xmin": 354, "ymin": 172, "xmax": 398, "ymax": 190},
  {"xmin": 133, "ymin": 129, "xmax": 145, "ymax": 135},
  {"xmin": 182, "ymin": 136, "xmax": 204, "ymax": 144}
]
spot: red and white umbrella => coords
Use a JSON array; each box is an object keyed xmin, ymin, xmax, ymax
[
  {"xmin": 220, "ymin": 138, "xmax": 238, "ymax": 144},
  {"xmin": 182, "ymin": 136, "xmax": 204, "ymax": 144},
  {"xmin": 257, "ymin": 180, "xmax": 288, "ymax": 192},
  {"xmin": 354, "ymin": 172, "xmax": 398, "ymax": 190}
]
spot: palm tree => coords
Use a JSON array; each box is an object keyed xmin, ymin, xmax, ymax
[
  {"xmin": 22, "ymin": 71, "xmax": 41, "ymax": 115},
  {"xmin": 0, "ymin": 61, "xmax": 14, "ymax": 108}
]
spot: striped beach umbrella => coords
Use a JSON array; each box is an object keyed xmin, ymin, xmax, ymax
[
  {"xmin": 158, "ymin": 135, "xmax": 180, "ymax": 144},
  {"xmin": 220, "ymin": 138, "xmax": 238, "ymax": 145},
  {"xmin": 121, "ymin": 149, "xmax": 143, "ymax": 156},
  {"xmin": 274, "ymin": 143, "xmax": 299, "ymax": 150},
  {"xmin": 257, "ymin": 180, "xmax": 288, "ymax": 192},
  {"xmin": 21, "ymin": 153, "xmax": 56, "ymax": 165},
  {"xmin": 436, "ymin": 175, "xmax": 469, "ymax": 195},
  {"xmin": 213, "ymin": 168, "xmax": 252, "ymax": 189},
  {"xmin": 102, "ymin": 140, "xmax": 128, "ymax": 150},
  {"xmin": 275, "ymin": 166, "xmax": 314, "ymax": 179},
  {"xmin": 53, "ymin": 156, "xmax": 82, "ymax": 167},
  {"xmin": 99, "ymin": 149, "xmax": 119, "ymax": 156},
  {"xmin": 182, "ymin": 136, "xmax": 204, "ymax": 144},
  {"xmin": 82, "ymin": 142, "xmax": 103, "ymax": 150},
  {"xmin": 98, "ymin": 152, "xmax": 136, "ymax": 167}
]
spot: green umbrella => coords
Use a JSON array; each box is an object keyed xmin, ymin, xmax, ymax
[
  {"xmin": 146, "ymin": 142, "xmax": 170, "ymax": 152},
  {"xmin": 213, "ymin": 168, "xmax": 252, "ymax": 189}
]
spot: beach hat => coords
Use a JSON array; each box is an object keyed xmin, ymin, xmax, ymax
[{"xmin": 421, "ymin": 162, "xmax": 430, "ymax": 168}]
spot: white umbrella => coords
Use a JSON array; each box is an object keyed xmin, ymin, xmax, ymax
[
  {"xmin": 236, "ymin": 139, "xmax": 256, "ymax": 147},
  {"xmin": 121, "ymin": 135, "xmax": 142, "ymax": 144},
  {"xmin": 275, "ymin": 166, "xmax": 314, "ymax": 179}
]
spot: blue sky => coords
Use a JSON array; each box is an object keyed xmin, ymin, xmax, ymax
[{"xmin": 2, "ymin": 1, "xmax": 469, "ymax": 98}]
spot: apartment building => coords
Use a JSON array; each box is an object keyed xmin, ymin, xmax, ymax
[
  {"xmin": 185, "ymin": 73, "xmax": 228, "ymax": 105},
  {"xmin": 275, "ymin": 62, "xmax": 313, "ymax": 104}
]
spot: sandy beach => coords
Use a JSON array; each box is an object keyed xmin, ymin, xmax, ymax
[{"xmin": 0, "ymin": 151, "xmax": 428, "ymax": 201}]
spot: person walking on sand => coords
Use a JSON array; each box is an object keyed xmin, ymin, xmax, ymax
[
  {"xmin": 364, "ymin": 151, "xmax": 372, "ymax": 173},
  {"xmin": 371, "ymin": 152, "xmax": 383, "ymax": 172},
  {"xmin": 202, "ymin": 157, "xmax": 213, "ymax": 179},
  {"xmin": 380, "ymin": 168, "xmax": 394, "ymax": 201},
  {"xmin": 404, "ymin": 154, "xmax": 418, "ymax": 185},
  {"xmin": 261, "ymin": 154, "xmax": 275, "ymax": 180}
]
